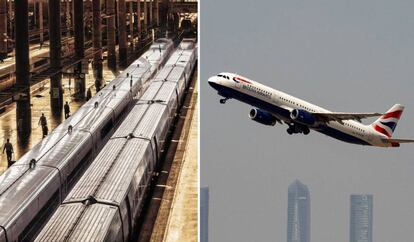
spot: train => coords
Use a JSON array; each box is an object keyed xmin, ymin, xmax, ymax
[
  {"xmin": 34, "ymin": 38, "xmax": 197, "ymax": 242},
  {"xmin": 0, "ymin": 38, "xmax": 174, "ymax": 242}
]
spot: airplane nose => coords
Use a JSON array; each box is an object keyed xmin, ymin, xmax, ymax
[
  {"xmin": 208, "ymin": 76, "xmax": 218, "ymax": 87},
  {"xmin": 208, "ymin": 76, "xmax": 216, "ymax": 83}
]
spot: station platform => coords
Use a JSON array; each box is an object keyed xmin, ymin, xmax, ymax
[
  {"xmin": 149, "ymin": 78, "xmax": 198, "ymax": 242},
  {"xmin": 0, "ymin": 41, "xmax": 49, "ymax": 71},
  {"xmin": 0, "ymin": 60, "xmax": 118, "ymax": 173}
]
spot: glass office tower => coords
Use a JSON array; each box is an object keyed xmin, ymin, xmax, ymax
[
  {"xmin": 287, "ymin": 180, "xmax": 310, "ymax": 242},
  {"xmin": 201, "ymin": 187, "xmax": 209, "ymax": 242},
  {"xmin": 350, "ymin": 194, "xmax": 373, "ymax": 242}
]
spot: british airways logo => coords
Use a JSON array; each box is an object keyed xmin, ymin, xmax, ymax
[
  {"xmin": 234, "ymin": 76, "xmax": 272, "ymax": 98},
  {"xmin": 372, "ymin": 110, "xmax": 403, "ymax": 137},
  {"xmin": 233, "ymin": 77, "xmax": 252, "ymax": 84}
]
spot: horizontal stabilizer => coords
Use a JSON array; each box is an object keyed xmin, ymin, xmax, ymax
[{"xmin": 381, "ymin": 138, "xmax": 414, "ymax": 144}]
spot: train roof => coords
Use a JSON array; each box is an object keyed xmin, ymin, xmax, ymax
[
  {"xmin": 35, "ymin": 203, "xmax": 119, "ymax": 242},
  {"xmin": 64, "ymin": 138, "xmax": 151, "ymax": 204},
  {"xmin": 0, "ymin": 166, "xmax": 60, "ymax": 234}
]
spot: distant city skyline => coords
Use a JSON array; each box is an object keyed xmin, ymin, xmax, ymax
[
  {"xmin": 201, "ymin": 0, "xmax": 414, "ymax": 241},
  {"xmin": 201, "ymin": 187, "xmax": 209, "ymax": 242},
  {"xmin": 287, "ymin": 180, "xmax": 311, "ymax": 242},
  {"xmin": 350, "ymin": 194, "xmax": 373, "ymax": 242}
]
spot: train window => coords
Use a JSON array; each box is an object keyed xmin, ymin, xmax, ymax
[
  {"xmin": 115, "ymin": 104, "xmax": 129, "ymax": 125},
  {"xmin": 153, "ymin": 136, "xmax": 159, "ymax": 162},
  {"xmin": 137, "ymin": 166, "xmax": 146, "ymax": 196},
  {"xmin": 19, "ymin": 190, "xmax": 60, "ymax": 241},
  {"xmin": 67, "ymin": 150, "xmax": 92, "ymax": 189},
  {"xmin": 150, "ymin": 140, "xmax": 157, "ymax": 163},
  {"xmin": 101, "ymin": 119, "xmax": 114, "ymax": 139}
]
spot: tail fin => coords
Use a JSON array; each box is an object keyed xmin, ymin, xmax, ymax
[{"xmin": 371, "ymin": 104, "xmax": 404, "ymax": 138}]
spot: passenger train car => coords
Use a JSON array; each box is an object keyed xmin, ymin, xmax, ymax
[
  {"xmin": 34, "ymin": 39, "xmax": 197, "ymax": 242},
  {"xmin": 0, "ymin": 39, "xmax": 173, "ymax": 242}
]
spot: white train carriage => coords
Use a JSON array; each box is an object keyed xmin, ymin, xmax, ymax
[
  {"xmin": 165, "ymin": 41, "xmax": 195, "ymax": 66},
  {"xmin": 114, "ymin": 39, "xmax": 173, "ymax": 96},
  {"xmin": 37, "ymin": 203, "xmax": 123, "ymax": 242},
  {"xmin": 0, "ymin": 166, "xmax": 61, "ymax": 242},
  {"xmin": 34, "ymin": 40, "xmax": 197, "ymax": 242},
  {"xmin": 161, "ymin": 38, "xmax": 197, "ymax": 89},
  {"xmin": 34, "ymin": 138, "xmax": 153, "ymax": 242},
  {"xmin": 34, "ymin": 103, "xmax": 176, "ymax": 241},
  {"xmin": 142, "ymin": 38, "xmax": 174, "ymax": 74},
  {"xmin": 0, "ymin": 39, "xmax": 175, "ymax": 242},
  {"xmin": 0, "ymin": 100, "xmax": 122, "ymax": 242},
  {"xmin": 116, "ymin": 58, "xmax": 153, "ymax": 95}
]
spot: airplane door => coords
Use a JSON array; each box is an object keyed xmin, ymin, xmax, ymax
[{"xmin": 231, "ymin": 76, "xmax": 239, "ymax": 89}]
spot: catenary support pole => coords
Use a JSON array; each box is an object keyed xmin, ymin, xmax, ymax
[
  {"xmin": 15, "ymin": 0, "xmax": 32, "ymax": 138},
  {"xmin": 48, "ymin": 0, "xmax": 63, "ymax": 113},
  {"xmin": 74, "ymin": 0, "xmax": 85, "ymax": 98}
]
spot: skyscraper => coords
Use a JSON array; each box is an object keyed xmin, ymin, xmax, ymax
[
  {"xmin": 201, "ymin": 187, "xmax": 209, "ymax": 242},
  {"xmin": 287, "ymin": 180, "xmax": 311, "ymax": 242},
  {"xmin": 350, "ymin": 194, "xmax": 373, "ymax": 242}
]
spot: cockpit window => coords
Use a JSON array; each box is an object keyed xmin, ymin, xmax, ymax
[{"xmin": 217, "ymin": 74, "xmax": 230, "ymax": 79}]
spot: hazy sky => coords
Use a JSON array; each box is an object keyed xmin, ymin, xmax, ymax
[{"xmin": 200, "ymin": 1, "xmax": 414, "ymax": 241}]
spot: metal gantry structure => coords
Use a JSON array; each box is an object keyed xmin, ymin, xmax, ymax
[{"xmin": 2, "ymin": 0, "xmax": 197, "ymax": 139}]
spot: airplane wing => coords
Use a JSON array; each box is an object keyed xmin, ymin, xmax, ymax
[
  {"xmin": 280, "ymin": 105, "xmax": 382, "ymax": 123},
  {"xmin": 311, "ymin": 112, "xmax": 382, "ymax": 123},
  {"xmin": 381, "ymin": 138, "xmax": 414, "ymax": 144}
]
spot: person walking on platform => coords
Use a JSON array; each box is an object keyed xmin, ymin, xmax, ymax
[
  {"xmin": 38, "ymin": 113, "xmax": 48, "ymax": 138},
  {"xmin": 86, "ymin": 87, "xmax": 92, "ymax": 101},
  {"xmin": 3, "ymin": 139, "xmax": 13, "ymax": 167},
  {"xmin": 64, "ymin": 101, "xmax": 71, "ymax": 119}
]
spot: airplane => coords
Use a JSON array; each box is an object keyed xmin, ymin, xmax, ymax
[{"xmin": 208, "ymin": 72, "xmax": 414, "ymax": 147}]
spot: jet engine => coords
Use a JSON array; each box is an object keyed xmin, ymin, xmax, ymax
[
  {"xmin": 290, "ymin": 109, "xmax": 316, "ymax": 126},
  {"xmin": 249, "ymin": 108, "xmax": 277, "ymax": 126}
]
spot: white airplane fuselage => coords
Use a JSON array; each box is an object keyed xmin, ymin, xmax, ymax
[{"xmin": 208, "ymin": 72, "xmax": 399, "ymax": 147}]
